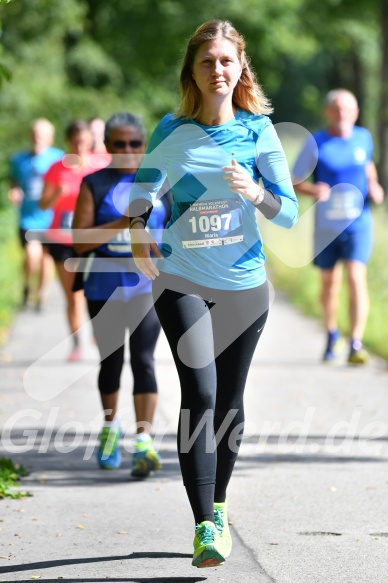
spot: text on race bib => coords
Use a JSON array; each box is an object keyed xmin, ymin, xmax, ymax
[{"xmin": 182, "ymin": 199, "xmax": 244, "ymax": 249}]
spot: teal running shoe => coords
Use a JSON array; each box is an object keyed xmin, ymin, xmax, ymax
[
  {"xmin": 214, "ymin": 501, "xmax": 232, "ymax": 558},
  {"xmin": 131, "ymin": 438, "xmax": 162, "ymax": 478},
  {"xmin": 192, "ymin": 521, "xmax": 225, "ymax": 568},
  {"xmin": 97, "ymin": 426, "xmax": 122, "ymax": 469}
]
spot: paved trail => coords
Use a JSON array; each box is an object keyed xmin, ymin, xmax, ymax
[{"xmin": 0, "ymin": 281, "xmax": 387, "ymax": 582}]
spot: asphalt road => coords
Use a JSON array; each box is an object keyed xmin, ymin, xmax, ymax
[{"xmin": 0, "ymin": 279, "xmax": 387, "ymax": 583}]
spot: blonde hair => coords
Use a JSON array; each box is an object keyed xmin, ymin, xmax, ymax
[{"xmin": 177, "ymin": 20, "xmax": 273, "ymax": 120}]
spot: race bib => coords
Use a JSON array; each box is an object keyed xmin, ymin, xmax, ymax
[
  {"xmin": 181, "ymin": 199, "xmax": 244, "ymax": 249},
  {"xmin": 26, "ymin": 175, "xmax": 44, "ymax": 201},
  {"xmin": 107, "ymin": 229, "xmax": 132, "ymax": 253},
  {"xmin": 316, "ymin": 184, "xmax": 364, "ymax": 232}
]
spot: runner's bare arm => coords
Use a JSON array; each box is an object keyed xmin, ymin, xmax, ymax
[
  {"xmin": 72, "ymin": 182, "xmax": 129, "ymax": 255},
  {"xmin": 39, "ymin": 181, "xmax": 62, "ymax": 210},
  {"xmin": 130, "ymin": 221, "xmax": 163, "ymax": 281},
  {"xmin": 366, "ymin": 162, "xmax": 384, "ymax": 204}
]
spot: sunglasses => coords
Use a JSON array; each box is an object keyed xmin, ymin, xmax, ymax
[{"xmin": 112, "ymin": 139, "xmax": 143, "ymax": 149}]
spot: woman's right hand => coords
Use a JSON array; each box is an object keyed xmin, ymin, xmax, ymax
[{"xmin": 130, "ymin": 223, "xmax": 163, "ymax": 280}]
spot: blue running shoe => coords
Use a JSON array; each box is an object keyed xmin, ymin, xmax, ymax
[
  {"xmin": 323, "ymin": 331, "xmax": 345, "ymax": 363},
  {"xmin": 131, "ymin": 438, "xmax": 162, "ymax": 478},
  {"xmin": 97, "ymin": 426, "xmax": 122, "ymax": 469}
]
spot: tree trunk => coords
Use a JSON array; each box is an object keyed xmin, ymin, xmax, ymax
[
  {"xmin": 351, "ymin": 49, "xmax": 366, "ymax": 127},
  {"xmin": 378, "ymin": 0, "xmax": 388, "ymax": 200},
  {"xmin": 328, "ymin": 49, "xmax": 365, "ymax": 126}
]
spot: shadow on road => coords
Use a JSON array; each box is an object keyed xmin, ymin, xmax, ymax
[
  {"xmin": 2, "ymin": 430, "xmax": 387, "ymax": 490},
  {"xmin": 1, "ymin": 579, "xmax": 205, "ymax": 583},
  {"xmin": 0, "ymin": 552, "xmax": 196, "ymax": 576}
]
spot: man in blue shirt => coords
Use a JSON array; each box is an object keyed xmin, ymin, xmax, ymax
[
  {"xmin": 8, "ymin": 118, "xmax": 64, "ymax": 310},
  {"xmin": 293, "ymin": 89, "xmax": 384, "ymax": 364}
]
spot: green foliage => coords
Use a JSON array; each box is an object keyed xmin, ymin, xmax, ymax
[
  {"xmin": 0, "ymin": 0, "xmax": 382, "ymax": 150},
  {"xmin": 363, "ymin": 207, "xmax": 388, "ymax": 352},
  {"xmin": 0, "ymin": 61, "xmax": 11, "ymax": 87},
  {"xmin": 0, "ymin": 206, "xmax": 22, "ymax": 343},
  {"xmin": 0, "ymin": 0, "xmax": 386, "ymax": 339},
  {"xmin": 0, "ymin": 458, "xmax": 30, "ymax": 499},
  {"xmin": 65, "ymin": 38, "xmax": 123, "ymax": 89},
  {"xmin": 0, "ymin": 0, "xmax": 85, "ymax": 45}
]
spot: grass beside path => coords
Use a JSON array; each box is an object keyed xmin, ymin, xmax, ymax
[
  {"xmin": 263, "ymin": 199, "xmax": 388, "ymax": 361},
  {"xmin": 0, "ymin": 198, "xmax": 387, "ymax": 360},
  {"xmin": 0, "ymin": 206, "xmax": 22, "ymax": 345}
]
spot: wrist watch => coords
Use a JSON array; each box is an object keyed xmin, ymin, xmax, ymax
[
  {"xmin": 129, "ymin": 217, "xmax": 145, "ymax": 229},
  {"xmin": 253, "ymin": 185, "xmax": 265, "ymax": 206}
]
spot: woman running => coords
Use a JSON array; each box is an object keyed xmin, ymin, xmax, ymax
[
  {"xmin": 129, "ymin": 20, "xmax": 298, "ymax": 568},
  {"xmin": 40, "ymin": 120, "xmax": 103, "ymax": 361},
  {"xmin": 73, "ymin": 112, "xmax": 170, "ymax": 476}
]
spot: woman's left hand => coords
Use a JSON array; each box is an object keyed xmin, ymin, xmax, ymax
[
  {"xmin": 131, "ymin": 224, "xmax": 163, "ymax": 280},
  {"xmin": 222, "ymin": 158, "xmax": 261, "ymax": 203}
]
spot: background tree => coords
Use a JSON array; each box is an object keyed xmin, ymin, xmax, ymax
[
  {"xmin": 377, "ymin": 0, "xmax": 388, "ymax": 195},
  {"xmin": 0, "ymin": 0, "xmax": 384, "ymax": 198},
  {"xmin": 0, "ymin": 0, "xmax": 386, "ymax": 342}
]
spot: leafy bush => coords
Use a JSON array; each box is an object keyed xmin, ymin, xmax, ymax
[{"xmin": 0, "ymin": 458, "xmax": 30, "ymax": 499}]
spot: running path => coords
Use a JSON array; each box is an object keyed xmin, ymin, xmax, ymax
[{"xmin": 0, "ymin": 280, "xmax": 387, "ymax": 582}]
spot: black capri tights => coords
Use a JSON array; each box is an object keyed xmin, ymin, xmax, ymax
[
  {"xmin": 153, "ymin": 273, "xmax": 269, "ymax": 520},
  {"xmin": 87, "ymin": 294, "xmax": 161, "ymax": 395}
]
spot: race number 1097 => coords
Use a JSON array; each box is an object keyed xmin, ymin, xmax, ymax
[{"xmin": 188, "ymin": 213, "xmax": 232, "ymax": 234}]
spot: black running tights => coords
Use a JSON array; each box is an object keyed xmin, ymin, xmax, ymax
[
  {"xmin": 87, "ymin": 294, "xmax": 161, "ymax": 395},
  {"xmin": 153, "ymin": 274, "xmax": 269, "ymax": 524}
]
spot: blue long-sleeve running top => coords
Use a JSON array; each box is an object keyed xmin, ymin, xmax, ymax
[{"xmin": 129, "ymin": 109, "xmax": 298, "ymax": 290}]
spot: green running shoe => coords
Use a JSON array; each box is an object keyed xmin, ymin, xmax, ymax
[
  {"xmin": 97, "ymin": 426, "xmax": 122, "ymax": 469},
  {"xmin": 131, "ymin": 438, "xmax": 162, "ymax": 478},
  {"xmin": 192, "ymin": 521, "xmax": 225, "ymax": 568},
  {"xmin": 348, "ymin": 346, "xmax": 369, "ymax": 364},
  {"xmin": 214, "ymin": 501, "xmax": 232, "ymax": 558}
]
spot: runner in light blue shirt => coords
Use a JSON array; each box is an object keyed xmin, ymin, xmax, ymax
[
  {"xmin": 128, "ymin": 19, "xmax": 298, "ymax": 570},
  {"xmin": 130, "ymin": 109, "xmax": 297, "ymax": 290},
  {"xmin": 8, "ymin": 118, "xmax": 64, "ymax": 309}
]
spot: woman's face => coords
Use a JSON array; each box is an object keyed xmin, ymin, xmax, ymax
[
  {"xmin": 192, "ymin": 37, "xmax": 242, "ymax": 101},
  {"xmin": 105, "ymin": 125, "xmax": 145, "ymax": 170},
  {"xmin": 68, "ymin": 129, "xmax": 93, "ymax": 156}
]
